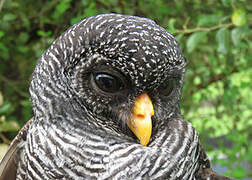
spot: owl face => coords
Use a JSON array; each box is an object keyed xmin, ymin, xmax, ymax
[
  {"xmin": 30, "ymin": 14, "xmax": 186, "ymax": 145},
  {"xmin": 61, "ymin": 14, "xmax": 186, "ymax": 144}
]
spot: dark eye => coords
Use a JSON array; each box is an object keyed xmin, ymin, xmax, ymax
[
  {"xmin": 159, "ymin": 79, "xmax": 174, "ymax": 96},
  {"xmin": 94, "ymin": 73, "xmax": 125, "ymax": 93}
]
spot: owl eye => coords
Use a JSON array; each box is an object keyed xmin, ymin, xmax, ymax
[
  {"xmin": 159, "ymin": 79, "xmax": 174, "ymax": 96},
  {"xmin": 94, "ymin": 73, "xmax": 125, "ymax": 93}
]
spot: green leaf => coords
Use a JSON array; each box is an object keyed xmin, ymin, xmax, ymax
[
  {"xmin": 18, "ymin": 32, "xmax": 29, "ymax": 43},
  {"xmin": 17, "ymin": 46, "xmax": 29, "ymax": 53},
  {"xmin": 186, "ymin": 32, "xmax": 207, "ymax": 53},
  {"xmin": 167, "ymin": 18, "xmax": 176, "ymax": 34},
  {"xmin": 230, "ymin": 167, "xmax": 246, "ymax": 178},
  {"xmin": 231, "ymin": 28, "xmax": 242, "ymax": 46},
  {"xmin": 52, "ymin": 0, "xmax": 71, "ymax": 20},
  {"xmin": 197, "ymin": 14, "xmax": 220, "ymax": 26},
  {"xmin": 85, "ymin": 8, "xmax": 97, "ymax": 17},
  {"xmin": 20, "ymin": 100, "xmax": 31, "ymax": 107},
  {"xmin": 3, "ymin": 13, "xmax": 17, "ymax": 21},
  {"xmin": 0, "ymin": 31, "xmax": 4, "ymax": 39},
  {"xmin": 193, "ymin": 76, "xmax": 201, "ymax": 85},
  {"xmin": 37, "ymin": 30, "xmax": 52, "ymax": 37},
  {"xmin": 20, "ymin": 12, "xmax": 30, "ymax": 29},
  {"xmin": 108, "ymin": 0, "xmax": 118, "ymax": 6},
  {"xmin": 221, "ymin": 0, "xmax": 231, "ymax": 7},
  {"xmin": 70, "ymin": 16, "xmax": 83, "ymax": 25},
  {"xmin": 175, "ymin": 34, "xmax": 184, "ymax": 48},
  {"xmin": 216, "ymin": 28, "xmax": 230, "ymax": 54},
  {"xmin": 0, "ymin": 103, "xmax": 11, "ymax": 114},
  {"xmin": 0, "ymin": 42, "xmax": 8, "ymax": 52},
  {"xmin": 232, "ymin": 9, "xmax": 246, "ymax": 27}
]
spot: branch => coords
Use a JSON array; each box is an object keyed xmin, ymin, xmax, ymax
[{"xmin": 174, "ymin": 23, "xmax": 233, "ymax": 35}]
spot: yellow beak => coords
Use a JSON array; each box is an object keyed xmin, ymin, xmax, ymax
[{"xmin": 126, "ymin": 93, "xmax": 154, "ymax": 146}]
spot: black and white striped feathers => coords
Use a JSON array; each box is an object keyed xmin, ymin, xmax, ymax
[{"xmin": 0, "ymin": 14, "xmax": 234, "ymax": 180}]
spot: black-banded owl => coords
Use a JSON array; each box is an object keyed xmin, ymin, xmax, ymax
[{"xmin": 0, "ymin": 14, "xmax": 234, "ymax": 180}]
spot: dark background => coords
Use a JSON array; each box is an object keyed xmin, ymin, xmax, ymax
[{"xmin": 0, "ymin": 0, "xmax": 251, "ymax": 178}]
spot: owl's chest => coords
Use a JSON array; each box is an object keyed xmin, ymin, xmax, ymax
[
  {"xmin": 17, "ymin": 126, "xmax": 111, "ymax": 179},
  {"xmin": 17, "ymin": 124, "xmax": 199, "ymax": 180}
]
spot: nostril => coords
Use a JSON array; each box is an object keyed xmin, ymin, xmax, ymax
[{"xmin": 136, "ymin": 114, "xmax": 145, "ymax": 119}]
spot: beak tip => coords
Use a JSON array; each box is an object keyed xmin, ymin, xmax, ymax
[{"xmin": 140, "ymin": 137, "xmax": 151, "ymax": 146}]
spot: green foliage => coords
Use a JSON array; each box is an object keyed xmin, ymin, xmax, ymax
[
  {"xmin": 0, "ymin": 0, "xmax": 251, "ymax": 178},
  {"xmin": 232, "ymin": 8, "xmax": 247, "ymax": 27},
  {"xmin": 186, "ymin": 31, "xmax": 208, "ymax": 53}
]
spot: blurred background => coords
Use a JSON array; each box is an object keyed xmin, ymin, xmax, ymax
[{"xmin": 0, "ymin": 0, "xmax": 251, "ymax": 179}]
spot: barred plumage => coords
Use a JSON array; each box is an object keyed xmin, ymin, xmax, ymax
[{"xmin": 0, "ymin": 14, "xmax": 234, "ymax": 180}]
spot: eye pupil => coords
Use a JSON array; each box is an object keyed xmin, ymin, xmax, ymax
[{"xmin": 94, "ymin": 73, "xmax": 124, "ymax": 93}]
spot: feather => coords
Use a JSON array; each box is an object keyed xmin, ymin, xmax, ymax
[{"xmin": 0, "ymin": 118, "xmax": 32, "ymax": 180}]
